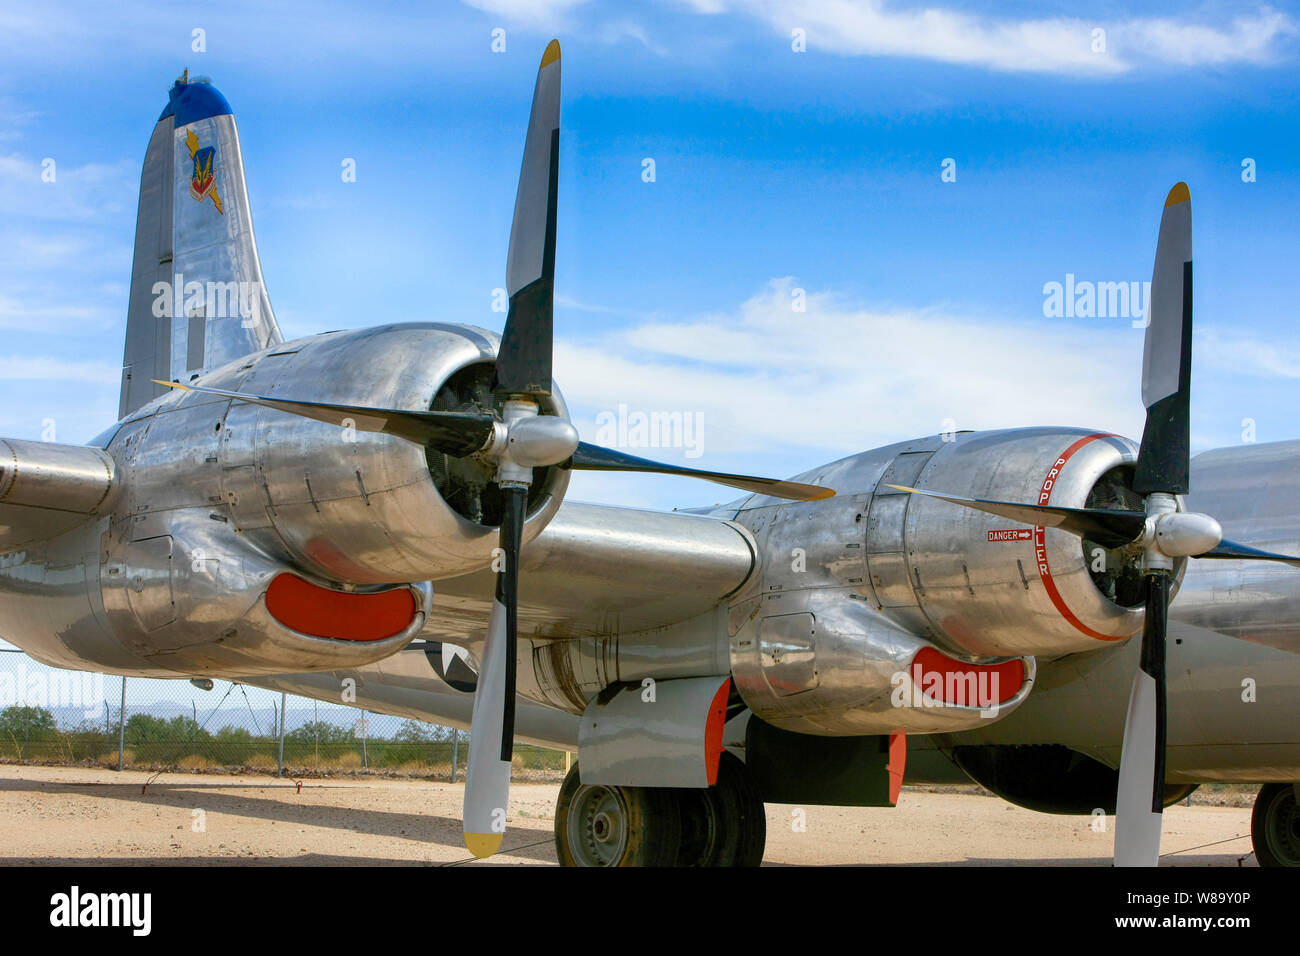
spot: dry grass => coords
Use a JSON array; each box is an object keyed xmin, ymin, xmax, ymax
[
  {"xmin": 176, "ymin": 754, "xmax": 218, "ymax": 771},
  {"xmin": 393, "ymin": 760, "xmax": 436, "ymax": 774},
  {"xmin": 1188, "ymin": 783, "xmax": 1258, "ymax": 809},
  {"xmin": 96, "ymin": 748, "xmax": 134, "ymax": 768}
]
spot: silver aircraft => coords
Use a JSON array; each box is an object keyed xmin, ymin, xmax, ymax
[{"xmin": 3, "ymin": 42, "xmax": 1298, "ymax": 867}]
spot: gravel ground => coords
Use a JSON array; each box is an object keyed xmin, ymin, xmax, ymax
[{"xmin": 0, "ymin": 765, "xmax": 1259, "ymax": 866}]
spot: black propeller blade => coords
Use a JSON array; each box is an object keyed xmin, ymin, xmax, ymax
[
  {"xmin": 1132, "ymin": 185, "xmax": 1193, "ymax": 497},
  {"xmin": 571, "ymin": 442, "xmax": 835, "ymax": 502},
  {"xmin": 1114, "ymin": 182, "xmax": 1194, "ymax": 867},
  {"xmin": 890, "ymin": 483, "xmax": 1299, "ymax": 568},
  {"xmin": 462, "ymin": 39, "xmax": 566, "ymax": 858},
  {"xmin": 1196, "ymin": 540, "xmax": 1300, "ymax": 567},
  {"xmin": 497, "ymin": 485, "xmax": 525, "ymax": 759},
  {"xmin": 885, "ymin": 484, "xmax": 1146, "ymax": 549},
  {"xmin": 494, "ymin": 40, "xmax": 560, "ymax": 399},
  {"xmin": 154, "ymin": 380, "xmax": 497, "ymax": 457}
]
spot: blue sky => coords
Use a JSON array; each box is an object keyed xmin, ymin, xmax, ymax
[{"xmin": 1, "ymin": 0, "xmax": 1298, "ymax": 511}]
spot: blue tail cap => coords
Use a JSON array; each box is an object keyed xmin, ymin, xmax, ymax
[{"xmin": 159, "ymin": 76, "xmax": 232, "ymax": 126}]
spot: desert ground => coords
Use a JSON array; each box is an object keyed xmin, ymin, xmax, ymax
[{"xmin": 0, "ymin": 765, "xmax": 1258, "ymax": 866}]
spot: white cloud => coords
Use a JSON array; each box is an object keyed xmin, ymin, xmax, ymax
[
  {"xmin": 1199, "ymin": 329, "xmax": 1300, "ymax": 380},
  {"xmin": 0, "ymin": 97, "xmax": 42, "ymax": 143},
  {"xmin": 0, "ymin": 294, "xmax": 118, "ymax": 333},
  {"xmin": 682, "ymin": 0, "xmax": 1294, "ymax": 75},
  {"xmin": 0, "ymin": 154, "xmax": 136, "ymax": 221},
  {"xmin": 593, "ymin": 18, "xmax": 671, "ymax": 56},
  {"xmin": 0, "ymin": 355, "xmax": 119, "ymax": 384},
  {"xmin": 0, "ymin": 229, "xmax": 128, "ymax": 334},
  {"xmin": 460, "ymin": 0, "xmax": 591, "ymax": 29},
  {"xmin": 1125, "ymin": 9, "xmax": 1293, "ymax": 66},
  {"xmin": 554, "ymin": 278, "xmax": 1150, "ymax": 467}
]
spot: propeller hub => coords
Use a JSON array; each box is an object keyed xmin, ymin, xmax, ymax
[
  {"xmin": 506, "ymin": 413, "xmax": 579, "ymax": 469},
  {"xmin": 490, "ymin": 398, "xmax": 579, "ymax": 485},
  {"xmin": 1140, "ymin": 492, "xmax": 1178, "ymax": 572},
  {"xmin": 1152, "ymin": 510, "xmax": 1223, "ymax": 559}
]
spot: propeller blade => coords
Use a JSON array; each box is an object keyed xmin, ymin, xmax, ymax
[
  {"xmin": 462, "ymin": 484, "xmax": 527, "ymax": 859},
  {"xmin": 154, "ymin": 380, "xmax": 496, "ymax": 457},
  {"xmin": 1114, "ymin": 572, "xmax": 1170, "ymax": 866},
  {"xmin": 886, "ymin": 484, "xmax": 1145, "ymax": 549},
  {"xmin": 1194, "ymin": 539, "xmax": 1300, "ymax": 568},
  {"xmin": 569, "ymin": 442, "xmax": 835, "ymax": 502},
  {"xmin": 495, "ymin": 39, "xmax": 561, "ymax": 398},
  {"xmin": 1133, "ymin": 183, "xmax": 1193, "ymax": 496}
]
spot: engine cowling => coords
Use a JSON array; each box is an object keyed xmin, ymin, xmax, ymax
[
  {"xmin": 870, "ymin": 427, "xmax": 1180, "ymax": 658},
  {"xmin": 82, "ymin": 322, "xmax": 572, "ymax": 677},
  {"xmin": 180, "ymin": 322, "xmax": 570, "ymax": 585}
]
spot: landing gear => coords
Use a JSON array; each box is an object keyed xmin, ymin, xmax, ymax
[
  {"xmin": 1252, "ymin": 783, "xmax": 1300, "ymax": 867},
  {"xmin": 553, "ymin": 756, "xmax": 767, "ymax": 867},
  {"xmin": 554, "ymin": 763, "xmax": 681, "ymax": 866},
  {"xmin": 673, "ymin": 753, "xmax": 766, "ymax": 867}
]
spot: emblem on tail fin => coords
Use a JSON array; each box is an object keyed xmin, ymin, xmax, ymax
[{"xmin": 185, "ymin": 128, "xmax": 224, "ymax": 214}]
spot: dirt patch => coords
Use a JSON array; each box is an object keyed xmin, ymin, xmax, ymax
[{"xmin": 0, "ymin": 765, "xmax": 1258, "ymax": 866}]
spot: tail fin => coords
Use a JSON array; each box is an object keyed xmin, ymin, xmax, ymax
[{"xmin": 119, "ymin": 72, "xmax": 283, "ymax": 418}]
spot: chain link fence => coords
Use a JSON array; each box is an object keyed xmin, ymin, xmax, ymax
[{"xmin": 0, "ymin": 647, "xmax": 568, "ymax": 780}]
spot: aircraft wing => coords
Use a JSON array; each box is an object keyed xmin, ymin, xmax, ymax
[
  {"xmin": 0, "ymin": 438, "xmax": 118, "ymax": 552},
  {"xmin": 246, "ymin": 643, "xmax": 580, "ymax": 750},
  {"xmin": 422, "ymin": 500, "xmax": 758, "ymax": 642}
]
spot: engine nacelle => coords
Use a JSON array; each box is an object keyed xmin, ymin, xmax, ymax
[
  {"xmin": 134, "ymin": 322, "xmax": 570, "ymax": 585},
  {"xmin": 722, "ymin": 427, "xmax": 1179, "ymax": 736},
  {"xmin": 728, "ymin": 585, "xmax": 1037, "ymax": 736},
  {"xmin": 98, "ymin": 507, "xmax": 433, "ymax": 676},
  {"xmin": 886, "ymin": 427, "xmax": 1177, "ymax": 658}
]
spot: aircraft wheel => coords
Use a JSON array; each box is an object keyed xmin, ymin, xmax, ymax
[
  {"xmin": 1252, "ymin": 783, "xmax": 1300, "ymax": 868},
  {"xmin": 673, "ymin": 753, "xmax": 766, "ymax": 867},
  {"xmin": 554, "ymin": 762, "xmax": 680, "ymax": 866}
]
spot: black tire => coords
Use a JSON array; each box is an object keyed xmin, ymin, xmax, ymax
[
  {"xmin": 673, "ymin": 753, "xmax": 766, "ymax": 867},
  {"xmin": 1251, "ymin": 783, "xmax": 1300, "ymax": 868},
  {"xmin": 554, "ymin": 761, "xmax": 681, "ymax": 867}
]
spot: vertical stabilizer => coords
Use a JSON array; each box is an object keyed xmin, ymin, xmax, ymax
[{"xmin": 119, "ymin": 73, "xmax": 283, "ymax": 417}]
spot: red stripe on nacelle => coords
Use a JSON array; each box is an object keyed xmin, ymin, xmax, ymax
[
  {"xmin": 266, "ymin": 573, "xmax": 416, "ymax": 642},
  {"xmin": 1033, "ymin": 433, "xmax": 1128, "ymax": 642}
]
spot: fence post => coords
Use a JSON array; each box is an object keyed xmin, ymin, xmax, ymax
[
  {"xmin": 450, "ymin": 728, "xmax": 459, "ymax": 783},
  {"xmin": 117, "ymin": 676, "xmax": 126, "ymax": 771},
  {"xmin": 276, "ymin": 692, "xmax": 286, "ymax": 779},
  {"xmin": 23, "ymin": 709, "xmax": 29, "ymax": 762},
  {"xmin": 361, "ymin": 709, "xmax": 368, "ymax": 770}
]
